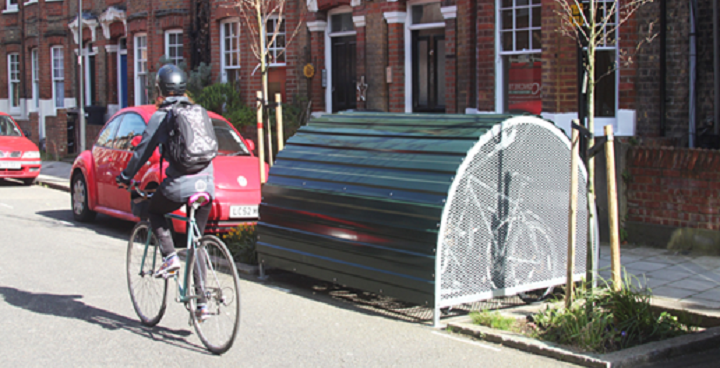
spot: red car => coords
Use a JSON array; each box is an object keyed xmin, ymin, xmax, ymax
[
  {"xmin": 70, "ymin": 105, "xmax": 266, "ymax": 235},
  {"xmin": 0, "ymin": 112, "xmax": 41, "ymax": 185}
]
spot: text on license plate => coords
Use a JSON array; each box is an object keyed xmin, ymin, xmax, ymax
[
  {"xmin": 0, "ymin": 161, "xmax": 21, "ymax": 169},
  {"xmin": 229, "ymin": 205, "xmax": 258, "ymax": 219}
]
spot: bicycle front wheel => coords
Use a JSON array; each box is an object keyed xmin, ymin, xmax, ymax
[
  {"xmin": 189, "ymin": 235, "xmax": 241, "ymax": 354},
  {"xmin": 127, "ymin": 221, "xmax": 168, "ymax": 327}
]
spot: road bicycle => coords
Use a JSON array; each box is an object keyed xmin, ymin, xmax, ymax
[{"xmin": 125, "ymin": 182, "xmax": 241, "ymax": 354}]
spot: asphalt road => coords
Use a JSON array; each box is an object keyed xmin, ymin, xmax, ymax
[{"xmin": 0, "ymin": 180, "xmax": 580, "ymax": 367}]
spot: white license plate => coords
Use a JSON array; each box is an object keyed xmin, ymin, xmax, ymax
[
  {"xmin": 0, "ymin": 161, "xmax": 21, "ymax": 169},
  {"xmin": 229, "ymin": 205, "xmax": 258, "ymax": 219}
]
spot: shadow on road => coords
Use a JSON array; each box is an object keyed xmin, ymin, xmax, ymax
[
  {"xmin": 34, "ymin": 209, "xmax": 135, "ymax": 242},
  {"xmin": 0, "ymin": 286, "xmax": 209, "ymax": 354}
]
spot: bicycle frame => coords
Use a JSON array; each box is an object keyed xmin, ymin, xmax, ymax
[{"xmin": 137, "ymin": 206, "xmax": 205, "ymax": 305}]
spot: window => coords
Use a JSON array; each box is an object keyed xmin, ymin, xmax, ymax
[
  {"xmin": 51, "ymin": 46, "xmax": 64, "ymax": 110},
  {"xmin": 212, "ymin": 119, "xmax": 250, "ymax": 156},
  {"xmin": 95, "ymin": 115, "xmax": 122, "ymax": 148},
  {"xmin": 8, "ymin": 53, "xmax": 20, "ymax": 113},
  {"xmin": 31, "ymin": 49, "xmax": 39, "ymax": 110},
  {"xmin": 6, "ymin": 0, "xmax": 17, "ymax": 12},
  {"xmin": 266, "ymin": 17, "xmax": 286, "ymax": 66},
  {"xmin": 221, "ymin": 21, "xmax": 241, "ymax": 85},
  {"xmin": 499, "ymin": 0, "xmax": 542, "ymax": 115},
  {"xmin": 593, "ymin": 0, "xmax": 617, "ymax": 118},
  {"xmin": 0, "ymin": 116, "xmax": 21, "ymax": 137},
  {"xmin": 134, "ymin": 34, "xmax": 148, "ymax": 105},
  {"xmin": 112, "ymin": 113, "xmax": 146, "ymax": 150},
  {"xmin": 165, "ymin": 30, "xmax": 183, "ymax": 66}
]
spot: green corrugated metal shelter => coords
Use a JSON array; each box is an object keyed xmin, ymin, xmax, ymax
[{"xmin": 257, "ymin": 112, "xmax": 595, "ymax": 325}]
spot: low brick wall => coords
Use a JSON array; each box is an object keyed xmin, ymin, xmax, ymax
[{"xmin": 627, "ymin": 146, "xmax": 720, "ymax": 231}]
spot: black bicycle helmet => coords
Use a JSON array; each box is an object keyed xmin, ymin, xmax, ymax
[{"xmin": 155, "ymin": 64, "xmax": 187, "ymax": 97}]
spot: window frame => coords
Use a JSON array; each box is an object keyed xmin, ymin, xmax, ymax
[
  {"xmin": 164, "ymin": 30, "xmax": 184, "ymax": 66},
  {"xmin": 5, "ymin": 0, "xmax": 18, "ymax": 12},
  {"xmin": 591, "ymin": 0, "xmax": 619, "ymax": 121},
  {"xmin": 265, "ymin": 16, "xmax": 286, "ymax": 67},
  {"xmin": 7, "ymin": 53, "xmax": 20, "ymax": 114},
  {"xmin": 51, "ymin": 46, "xmax": 65, "ymax": 111},
  {"xmin": 31, "ymin": 48, "xmax": 39, "ymax": 111},
  {"xmin": 112, "ymin": 113, "xmax": 146, "ymax": 150},
  {"xmin": 95, "ymin": 114, "xmax": 123, "ymax": 148},
  {"xmin": 495, "ymin": 0, "xmax": 542, "ymax": 114},
  {"xmin": 220, "ymin": 19, "xmax": 241, "ymax": 84},
  {"xmin": 134, "ymin": 34, "xmax": 148, "ymax": 106}
]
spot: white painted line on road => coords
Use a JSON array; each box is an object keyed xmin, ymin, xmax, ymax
[
  {"xmin": 431, "ymin": 331, "xmax": 502, "ymax": 352},
  {"xmin": 0, "ymin": 203, "xmax": 12, "ymax": 209}
]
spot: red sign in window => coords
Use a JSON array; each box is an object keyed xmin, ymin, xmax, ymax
[{"xmin": 507, "ymin": 60, "xmax": 542, "ymax": 115}]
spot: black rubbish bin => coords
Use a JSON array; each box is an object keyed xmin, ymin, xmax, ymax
[
  {"xmin": 66, "ymin": 108, "xmax": 79, "ymax": 154},
  {"xmin": 85, "ymin": 105, "xmax": 107, "ymax": 126}
]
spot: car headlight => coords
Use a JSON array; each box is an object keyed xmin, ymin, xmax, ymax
[{"xmin": 22, "ymin": 151, "xmax": 40, "ymax": 159}]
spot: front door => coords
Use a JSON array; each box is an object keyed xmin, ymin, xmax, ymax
[
  {"xmin": 331, "ymin": 36, "xmax": 356, "ymax": 113},
  {"xmin": 120, "ymin": 54, "xmax": 128, "ymax": 108},
  {"xmin": 412, "ymin": 29, "xmax": 446, "ymax": 113}
]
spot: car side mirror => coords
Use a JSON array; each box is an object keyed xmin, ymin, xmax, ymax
[
  {"xmin": 245, "ymin": 139, "xmax": 255, "ymax": 152},
  {"xmin": 130, "ymin": 135, "xmax": 142, "ymax": 150}
]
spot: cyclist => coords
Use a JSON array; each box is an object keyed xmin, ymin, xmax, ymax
[{"xmin": 116, "ymin": 64, "xmax": 215, "ymax": 320}]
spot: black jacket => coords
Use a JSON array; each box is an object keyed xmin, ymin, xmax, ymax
[{"xmin": 121, "ymin": 96, "xmax": 215, "ymax": 203}]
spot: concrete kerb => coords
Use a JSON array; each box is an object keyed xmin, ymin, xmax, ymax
[
  {"xmin": 445, "ymin": 300, "xmax": 720, "ymax": 368},
  {"xmin": 35, "ymin": 175, "xmax": 70, "ymax": 193}
]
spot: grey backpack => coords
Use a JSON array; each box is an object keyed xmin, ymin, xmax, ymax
[{"xmin": 165, "ymin": 101, "xmax": 218, "ymax": 174}]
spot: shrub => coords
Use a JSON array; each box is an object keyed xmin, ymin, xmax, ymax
[
  {"xmin": 223, "ymin": 224, "xmax": 258, "ymax": 265},
  {"xmin": 193, "ymin": 83, "xmax": 257, "ymax": 128},
  {"xmin": 532, "ymin": 272, "xmax": 696, "ymax": 353}
]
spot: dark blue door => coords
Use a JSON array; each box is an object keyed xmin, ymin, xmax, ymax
[{"xmin": 120, "ymin": 54, "xmax": 128, "ymax": 108}]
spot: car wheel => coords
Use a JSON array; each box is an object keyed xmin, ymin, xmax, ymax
[
  {"xmin": 22, "ymin": 178, "xmax": 35, "ymax": 186},
  {"xmin": 72, "ymin": 173, "xmax": 97, "ymax": 222}
]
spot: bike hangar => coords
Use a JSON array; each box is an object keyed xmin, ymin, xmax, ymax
[{"xmin": 256, "ymin": 112, "xmax": 598, "ymax": 326}]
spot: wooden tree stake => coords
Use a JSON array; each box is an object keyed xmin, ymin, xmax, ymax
[
  {"xmin": 605, "ymin": 125, "xmax": 622, "ymax": 291},
  {"xmin": 567, "ymin": 122, "xmax": 580, "ymax": 308},
  {"xmin": 276, "ymin": 93, "xmax": 284, "ymax": 152},
  {"xmin": 257, "ymin": 91, "xmax": 266, "ymax": 184}
]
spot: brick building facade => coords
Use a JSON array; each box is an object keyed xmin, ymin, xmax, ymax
[{"xmin": 0, "ymin": 0, "xmax": 717, "ymax": 157}]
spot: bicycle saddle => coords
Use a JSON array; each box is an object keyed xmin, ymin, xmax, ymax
[{"xmin": 189, "ymin": 192, "xmax": 211, "ymax": 208}]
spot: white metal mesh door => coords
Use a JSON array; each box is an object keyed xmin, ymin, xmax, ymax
[{"xmin": 437, "ymin": 117, "xmax": 592, "ymax": 307}]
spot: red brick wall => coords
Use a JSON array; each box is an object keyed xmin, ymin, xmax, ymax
[
  {"xmin": 627, "ymin": 146, "xmax": 720, "ymax": 230},
  {"xmin": 45, "ymin": 111, "xmax": 68, "ymax": 158}
]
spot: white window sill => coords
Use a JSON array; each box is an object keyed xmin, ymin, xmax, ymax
[
  {"xmin": 45, "ymin": 0, "xmax": 63, "ymax": 2},
  {"xmin": 268, "ymin": 63, "xmax": 287, "ymax": 68},
  {"xmin": 24, "ymin": 0, "xmax": 37, "ymax": 6},
  {"xmin": 3, "ymin": 8, "xmax": 18, "ymax": 14}
]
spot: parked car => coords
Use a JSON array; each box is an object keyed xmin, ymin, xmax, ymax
[
  {"xmin": 0, "ymin": 112, "xmax": 41, "ymax": 185},
  {"xmin": 70, "ymin": 105, "xmax": 266, "ymax": 235}
]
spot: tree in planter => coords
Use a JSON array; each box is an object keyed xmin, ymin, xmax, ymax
[{"xmin": 553, "ymin": 0, "xmax": 655, "ymax": 289}]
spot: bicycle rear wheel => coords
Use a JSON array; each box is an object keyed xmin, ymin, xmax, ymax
[
  {"xmin": 127, "ymin": 221, "xmax": 168, "ymax": 327},
  {"xmin": 188, "ymin": 235, "xmax": 241, "ymax": 355}
]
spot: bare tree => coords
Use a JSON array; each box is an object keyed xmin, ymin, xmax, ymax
[
  {"xmin": 553, "ymin": 0, "xmax": 655, "ymax": 286},
  {"xmin": 232, "ymin": 0, "xmax": 304, "ymax": 105},
  {"xmin": 231, "ymin": 0, "xmax": 304, "ymax": 164}
]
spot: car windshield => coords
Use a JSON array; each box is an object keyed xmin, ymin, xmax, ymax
[
  {"xmin": 0, "ymin": 116, "xmax": 22, "ymax": 137},
  {"xmin": 212, "ymin": 119, "xmax": 250, "ymax": 156}
]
